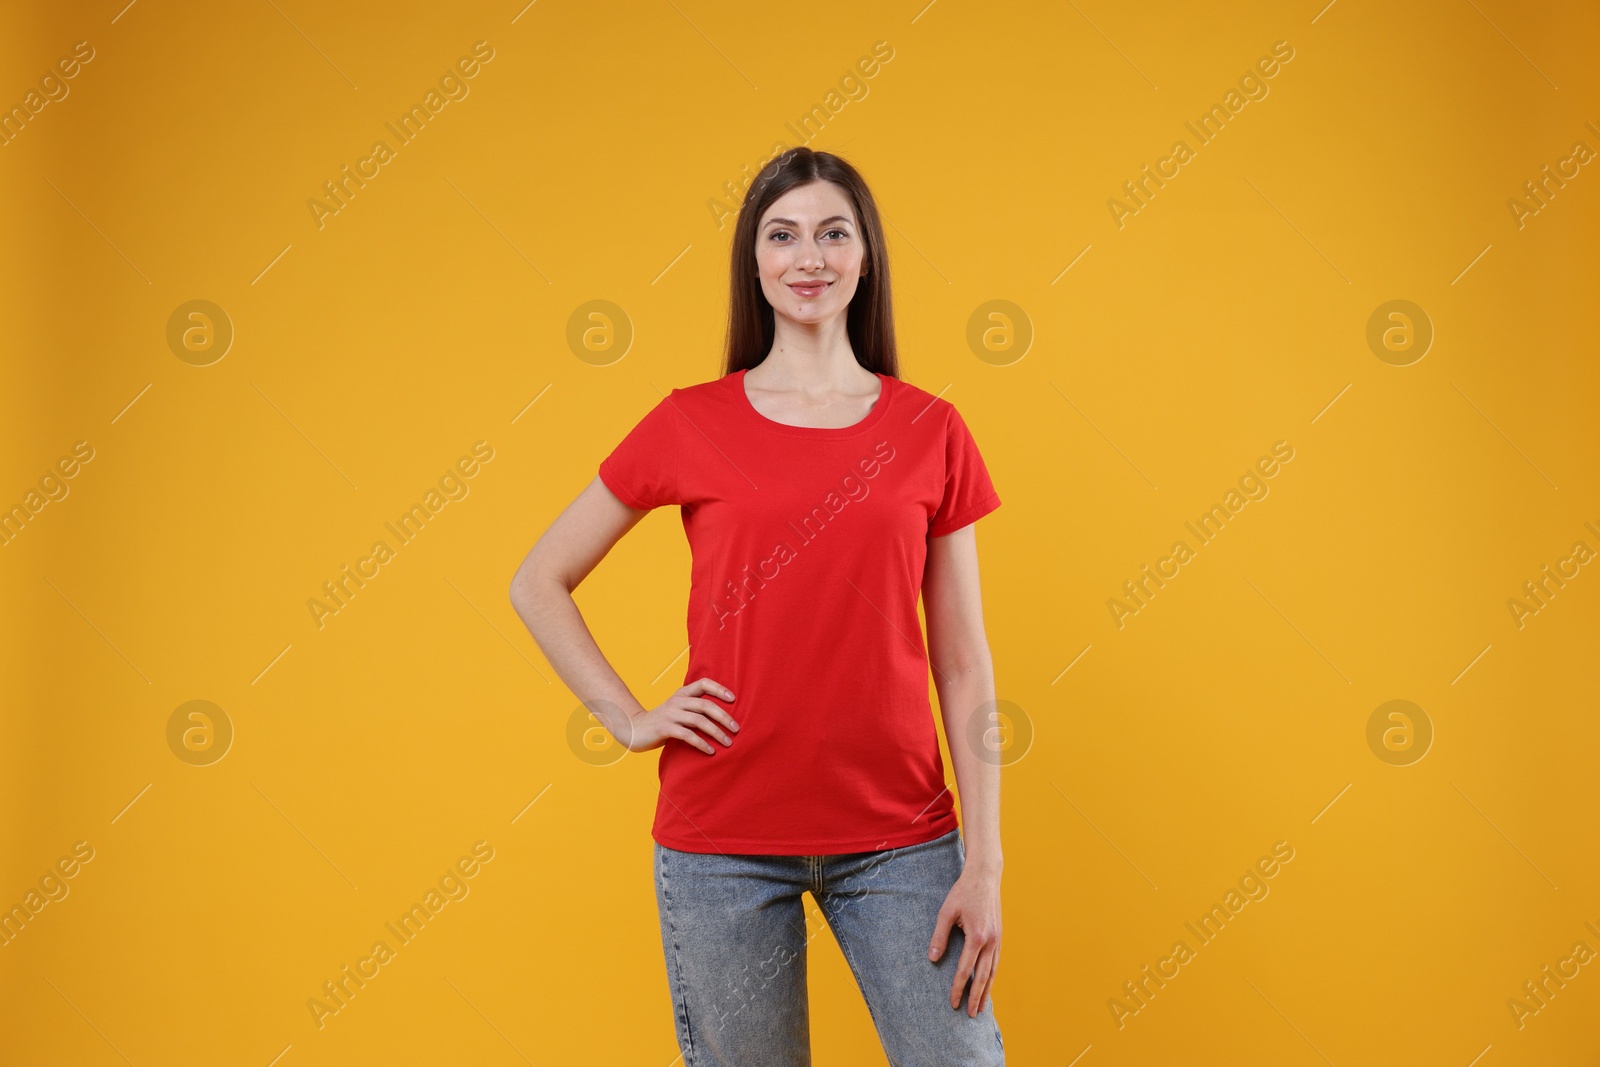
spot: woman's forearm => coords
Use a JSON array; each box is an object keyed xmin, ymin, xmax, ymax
[
  {"xmin": 508, "ymin": 566, "xmax": 643, "ymax": 740},
  {"xmin": 934, "ymin": 660, "xmax": 1003, "ymax": 873}
]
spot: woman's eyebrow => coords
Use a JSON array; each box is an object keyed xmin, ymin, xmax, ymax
[{"xmin": 763, "ymin": 215, "xmax": 854, "ymax": 229}]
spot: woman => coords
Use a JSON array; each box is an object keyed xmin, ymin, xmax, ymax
[{"xmin": 509, "ymin": 147, "xmax": 1006, "ymax": 1065}]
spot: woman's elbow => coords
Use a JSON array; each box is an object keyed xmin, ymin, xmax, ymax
[
  {"xmin": 931, "ymin": 638, "xmax": 993, "ymax": 680},
  {"xmin": 509, "ymin": 548, "xmax": 555, "ymax": 608}
]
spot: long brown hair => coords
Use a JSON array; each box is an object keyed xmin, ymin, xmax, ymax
[{"xmin": 720, "ymin": 147, "xmax": 899, "ymax": 379}]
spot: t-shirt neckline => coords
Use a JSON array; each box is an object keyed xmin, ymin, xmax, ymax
[{"xmin": 733, "ymin": 367, "xmax": 895, "ymax": 439}]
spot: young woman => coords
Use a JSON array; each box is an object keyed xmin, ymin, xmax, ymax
[{"xmin": 509, "ymin": 147, "xmax": 1006, "ymax": 1065}]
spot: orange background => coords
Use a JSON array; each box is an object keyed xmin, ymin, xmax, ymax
[{"xmin": 2, "ymin": 1, "xmax": 1597, "ymax": 1063}]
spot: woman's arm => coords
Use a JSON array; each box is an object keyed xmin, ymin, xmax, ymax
[
  {"xmin": 921, "ymin": 521, "xmax": 1002, "ymax": 1016},
  {"xmin": 507, "ymin": 476, "xmax": 738, "ymax": 754}
]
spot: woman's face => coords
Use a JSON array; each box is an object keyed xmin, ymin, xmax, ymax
[{"xmin": 753, "ymin": 180, "xmax": 867, "ymax": 327}]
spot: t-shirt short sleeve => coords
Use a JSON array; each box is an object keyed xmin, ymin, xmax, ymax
[
  {"xmin": 928, "ymin": 406, "xmax": 1001, "ymax": 537},
  {"xmin": 598, "ymin": 394, "xmax": 680, "ymax": 511}
]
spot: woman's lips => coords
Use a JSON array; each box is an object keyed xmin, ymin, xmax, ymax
[{"xmin": 789, "ymin": 281, "xmax": 830, "ymax": 297}]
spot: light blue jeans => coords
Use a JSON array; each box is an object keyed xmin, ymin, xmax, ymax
[{"xmin": 653, "ymin": 827, "xmax": 1006, "ymax": 1065}]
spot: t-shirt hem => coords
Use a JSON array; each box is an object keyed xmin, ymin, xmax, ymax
[
  {"xmin": 652, "ymin": 816, "xmax": 959, "ymax": 856},
  {"xmin": 597, "ymin": 462, "xmax": 652, "ymax": 511},
  {"xmin": 928, "ymin": 491, "xmax": 1001, "ymax": 537}
]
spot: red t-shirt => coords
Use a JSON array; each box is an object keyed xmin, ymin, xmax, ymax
[{"xmin": 597, "ymin": 367, "xmax": 1001, "ymax": 854}]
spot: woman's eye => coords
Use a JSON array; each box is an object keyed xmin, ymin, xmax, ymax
[{"xmin": 768, "ymin": 230, "xmax": 849, "ymax": 241}]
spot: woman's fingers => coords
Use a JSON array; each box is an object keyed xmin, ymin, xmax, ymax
[
  {"xmin": 686, "ymin": 697, "xmax": 740, "ymax": 736},
  {"xmin": 967, "ymin": 941, "xmax": 996, "ymax": 1018},
  {"xmin": 683, "ymin": 677, "xmax": 736, "ymax": 702},
  {"xmin": 928, "ymin": 903, "xmax": 957, "ymax": 962},
  {"xmin": 668, "ymin": 724, "xmax": 714, "ymax": 755},
  {"xmin": 969, "ymin": 927, "xmax": 1001, "ymax": 1016},
  {"xmin": 982, "ymin": 939, "xmax": 1000, "ymax": 1013},
  {"xmin": 628, "ymin": 679, "xmax": 740, "ymax": 755},
  {"xmin": 951, "ymin": 931, "xmax": 981, "ymax": 1010},
  {"xmin": 678, "ymin": 708, "xmax": 734, "ymax": 747},
  {"xmin": 674, "ymin": 681, "xmax": 741, "ymax": 745}
]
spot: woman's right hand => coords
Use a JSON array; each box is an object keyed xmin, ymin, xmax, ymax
[{"xmin": 623, "ymin": 678, "xmax": 739, "ymax": 755}]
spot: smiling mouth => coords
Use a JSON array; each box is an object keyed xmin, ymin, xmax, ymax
[{"xmin": 789, "ymin": 281, "xmax": 830, "ymax": 297}]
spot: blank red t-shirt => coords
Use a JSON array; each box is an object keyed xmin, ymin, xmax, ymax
[{"xmin": 597, "ymin": 366, "xmax": 1001, "ymax": 854}]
